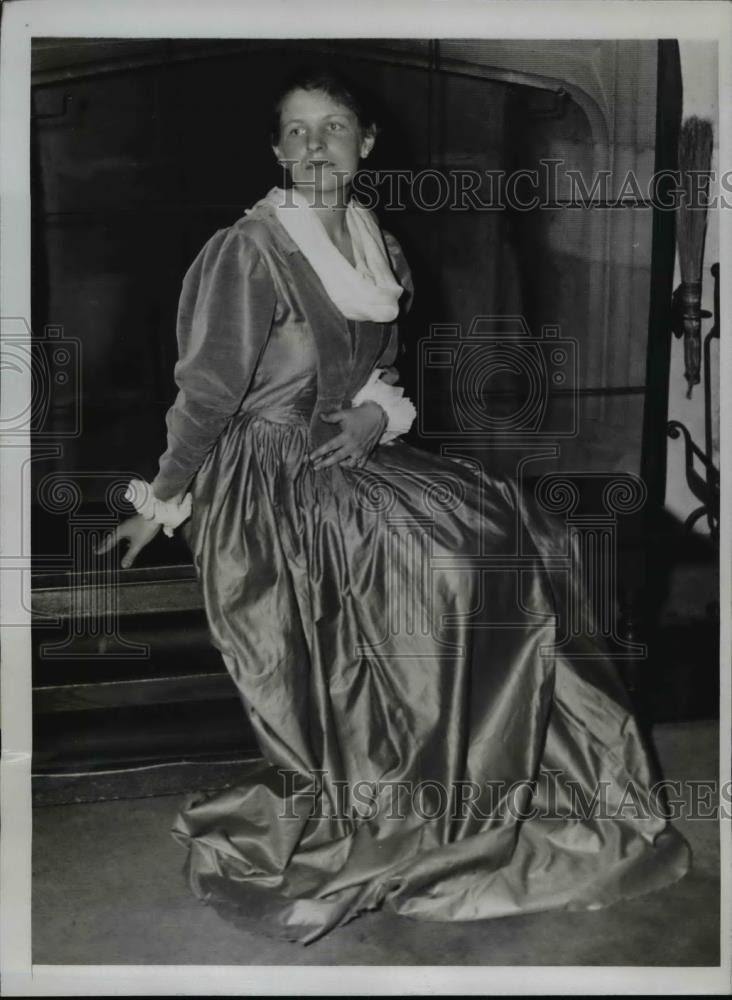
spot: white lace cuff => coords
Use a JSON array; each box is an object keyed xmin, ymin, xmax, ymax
[
  {"xmin": 124, "ymin": 478, "xmax": 192, "ymax": 538},
  {"xmin": 351, "ymin": 368, "xmax": 417, "ymax": 444}
]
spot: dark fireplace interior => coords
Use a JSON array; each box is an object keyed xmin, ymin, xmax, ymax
[{"xmin": 29, "ymin": 39, "xmax": 718, "ymax": 793}]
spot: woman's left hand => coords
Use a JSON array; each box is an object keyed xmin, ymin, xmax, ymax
[{"xmin": 310, "ymin": 402, "xmax": 388, "ymax": 470}]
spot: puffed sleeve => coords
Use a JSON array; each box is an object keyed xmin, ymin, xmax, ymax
[{"xmin": 150, "ymin": 225, "xmax": 277, "ymax": 501}]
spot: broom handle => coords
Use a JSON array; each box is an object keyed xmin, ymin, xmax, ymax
[{"xmin": 679, "ymin": 281, "xmax": 702, "ymax": 398}]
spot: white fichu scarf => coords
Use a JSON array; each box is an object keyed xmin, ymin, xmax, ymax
[{"xmin": 255, "ymin": 186, "xmax": 404, "ymax": 322}]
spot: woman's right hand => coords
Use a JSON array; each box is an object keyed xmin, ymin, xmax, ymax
[{"xmin": 93, "ymin": 514, "xmax": 162, "ymax": 569}]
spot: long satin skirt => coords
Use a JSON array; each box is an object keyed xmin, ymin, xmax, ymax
[{"xmin": 172, "ymin": 410, "xmax": 690, "ymax": 944}]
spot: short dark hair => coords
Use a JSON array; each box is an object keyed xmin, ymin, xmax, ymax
[{"xmin": 270, "ymin": 65, "xmax": 379, "ymax": 144}]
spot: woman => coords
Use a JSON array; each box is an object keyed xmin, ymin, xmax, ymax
[{"xmin": 96, "ymin": 68, "xmax": 690, "ymax": 944}]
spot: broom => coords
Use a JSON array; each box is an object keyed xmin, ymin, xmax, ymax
[{"xmin": 675, "ymin": 116, "xmax": 714, "ymax": 399}]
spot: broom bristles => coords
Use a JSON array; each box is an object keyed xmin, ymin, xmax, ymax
[{"xmin": 677, "ymin": 116, "xmax": 714, "ymax": 284}]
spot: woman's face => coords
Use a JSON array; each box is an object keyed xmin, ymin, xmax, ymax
[{"xmin": 272, "ymin": 87, "xmax": 374, "ymax": 195}]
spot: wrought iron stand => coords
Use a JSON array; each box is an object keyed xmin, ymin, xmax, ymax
[{"xmin": 667, "ymin": 261, "xmax": 720, "ymax": 541}]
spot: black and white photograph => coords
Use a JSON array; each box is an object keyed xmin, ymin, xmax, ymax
[{"xmin": 1, "ymin": 0, "xmax": 730, "ymax": 994}]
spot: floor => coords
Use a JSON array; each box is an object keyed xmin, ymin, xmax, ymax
[{"xmin": 32, "ymin": 721, "xmax": 721, "ymax": 966}]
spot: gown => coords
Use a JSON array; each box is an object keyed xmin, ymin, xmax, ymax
[{"xmin": 148, "ymin": 197, "xmax": 691, "ymax": 944}]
